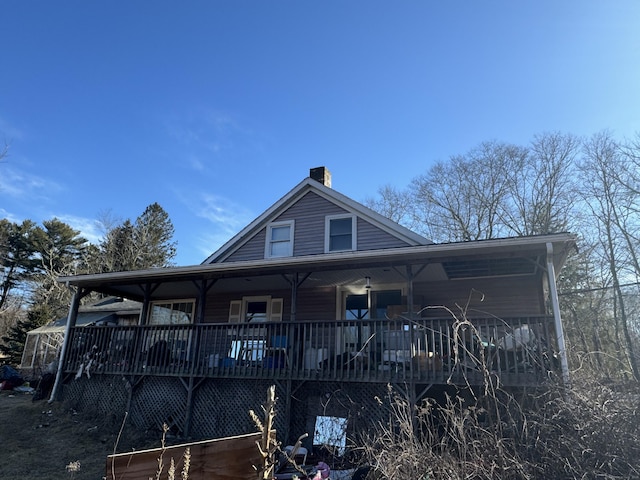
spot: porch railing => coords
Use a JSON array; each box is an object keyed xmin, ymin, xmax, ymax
[{"xmin": 63, "ymin": 316, "xmax": 560, "ymax": 387}]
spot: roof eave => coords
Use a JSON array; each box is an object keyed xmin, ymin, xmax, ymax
[{"xmin": 59, "ymin": 233, "xmax": 576, "ymax": 288}]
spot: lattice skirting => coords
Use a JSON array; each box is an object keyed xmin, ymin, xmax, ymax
[
  {"xmin": 62, "ymin": 374, "xmax": 129, "ymax": 426},
  {"xmin": 129, "ymin": 377, "xmax": 188, "ymax": 435},
  {"xmin": 190, "ymin": 378, "xmax": 284, "ymax": 439},
  {"xmin": 62, "ymin": 375, "xmax": 410, "ymax": 446},
  {"xmin": 289, "ymin": 381, "xmax": 390, "ymax": 450}
]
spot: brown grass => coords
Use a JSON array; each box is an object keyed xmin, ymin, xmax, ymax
[{"xmin": 0, "ymin": 390, "xmax": 159, "ymax": 480}]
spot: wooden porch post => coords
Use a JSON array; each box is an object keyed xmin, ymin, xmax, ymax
[
  {"xmin": 49, "ymin": 287, "xmax": 84, "ymax": 402},
  {"xmin": 546, "ymin": 242, "xmax": 570, "ymax": 387},
  {"xmin": 290, "ymin": 274, "xmax": 298, "ymax": 322},
  {"xmin": 406, "ymin": 265, "xmax": 415, "ymax": 319},
  {"xmin": 284, "ymin": 272, "xmax": 310, "ymax": 322}
]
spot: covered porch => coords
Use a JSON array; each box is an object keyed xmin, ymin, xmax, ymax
[{"xmin": 52, "ymin": 234, "xmax": 574, "ymax": 441}]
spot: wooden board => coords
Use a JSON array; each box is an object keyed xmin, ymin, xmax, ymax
[{"xmin": 106, "ymin": 432, "xmax": 262, "ymax": 480}]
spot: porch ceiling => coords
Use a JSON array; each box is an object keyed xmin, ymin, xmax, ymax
[{"xmin": 58, "ymin": 233, "xmax": 576, "ymax": 301}]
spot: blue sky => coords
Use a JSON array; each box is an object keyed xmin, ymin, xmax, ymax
[{"xmin": 1, "ymin": 2, "xmax": 639, "ymax": 266}]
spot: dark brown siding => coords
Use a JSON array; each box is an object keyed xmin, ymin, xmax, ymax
[
  {"xmin": 200, "ymin": 286, "xmax": 337, "ymax": 324},
  {"xmin": 202, "ymin": 289, "xmax": 291, "ymax": 323},
  {"xmin": 296, "ymin": 286, "xmax": 336, "ymax": 321},
  {"xmin": 416, "ymin": 274, "xmax": 545, "ymax": 319}
]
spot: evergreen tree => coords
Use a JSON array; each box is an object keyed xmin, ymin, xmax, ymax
[
  {"xmin": 0, "ymin": 303, "xmax": 54, "ymax": 365},
  {"xmin": 89, "ymin": 203, "xmax": 177, "ymax": 273},
  {"xmin": 134, "ymin": 202, "xmax": 177, "ymax": 268},
  {"xmin": 31, "ymin": 218, "xmax": 89, "ymax": 314},
  {"xmin": 0, "ymin": 219, "xmax": 40, "ymax": 310}
]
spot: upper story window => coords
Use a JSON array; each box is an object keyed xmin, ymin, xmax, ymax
[
  {"xmin": 325, "ymin": 214, "xmax": 356, "ymax": 253},
  {"xmin": 265, "ymin": 220, "xmax": 294, "ymax": 258},
  {"xmin": 148, "ymin": 299, "xmax": 195, "ymax": 325}
]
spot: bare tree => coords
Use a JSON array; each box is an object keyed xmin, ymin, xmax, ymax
[
  {"xmin": 410, "ymin": 141, "xmax": 527, "ymax": 241},
  {"xmin": 364, "ymin": 184, "xmax": 416, "ymax": 230},
  {"xmin": 504, "ymin": 132, "xmax": 579, "ymax": 236},
  {"xmin": 579, "ymin": 131, "xmax": 640, "ymax": 381}
]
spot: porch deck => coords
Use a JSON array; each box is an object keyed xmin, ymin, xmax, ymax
[{"xmin": 63, "ymin": 316, "xmax": 559, "ymax": 388}]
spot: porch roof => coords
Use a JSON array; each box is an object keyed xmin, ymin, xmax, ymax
[{"xmin": 57, "ymin": 233, "xmax": 576, "ymax": 301}]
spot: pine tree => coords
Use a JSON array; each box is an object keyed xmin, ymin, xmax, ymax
[
  {"xmin": 88, "ymin": 203, "xmax": 177, "ymax": 273},
  {"xmin": 134, "ymin": 202, "xmax": 177, "ymax": 268},
  {"xmin": 0, "ymin": 304, "xmax": 54, "ymax": 365}
]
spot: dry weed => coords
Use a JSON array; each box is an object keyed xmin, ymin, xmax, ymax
[{"xmin": 358, "ymin": 310, "xmax": 640, "ymax": 479}]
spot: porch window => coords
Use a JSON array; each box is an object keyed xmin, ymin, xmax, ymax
[
  {"xmin": 265, "ymin": 220, "xmax": 294, "ymax": 258},
  {"xmin": 145, "ymin": 300, "xmax": 195, "ymax": 365},
  {"xmin": 246, "ymin": 300, "xmax": 268, "ymax": 322},
  {"xmin": 325, "ymin": 214, "xmax": 356, "ymax": 252},
  {"xmin": 149, "ymin": 300, "xmax": 195, "ymax": 325},
  {"xmin": 228, "ymin": 296, "xmax": 284, "ymax": 323},
  {"xmin": 343, "ymin": 289, "xmax": 402, "ymax": 320},
  {"xmin": 346, "ymin": 294, "xmax": 369, "ymax": 320}
]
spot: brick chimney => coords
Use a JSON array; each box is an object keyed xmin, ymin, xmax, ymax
[{"xmin": 309, "ymin": 166, "xmax": 332, "ymax": 188}]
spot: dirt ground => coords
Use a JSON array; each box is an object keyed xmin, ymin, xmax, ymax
[{"xmin": 0, "ymin": 388, "xmax": 160, "ymax": 480}]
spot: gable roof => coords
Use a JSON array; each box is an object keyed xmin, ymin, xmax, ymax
[
  {"xmin": 27, "ymin": 297, "xmax": 142, "ymax": 335},
  {"xmin": 202, "ymin": 176, "xmax": 432, "ymax": 264}
]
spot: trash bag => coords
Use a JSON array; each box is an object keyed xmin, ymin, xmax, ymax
[{"xmin": 0, "ymin": 365, "xmax": 24, "ymax": 390}]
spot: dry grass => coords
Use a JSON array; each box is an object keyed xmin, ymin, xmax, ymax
[
  {"xmin": 0, "ymin": 390, "xmax": 159, "ymax": 480},
  {"xmin": 354, "ymin": 304, "xmax": 640, "ymax": 479},
  {"xmin": 359, "ymin": 379, "xmax": 640, "ymax": 479},
  {"xmin": 356, "ymin": 307, "xmax": 640, "ymax": 480}
]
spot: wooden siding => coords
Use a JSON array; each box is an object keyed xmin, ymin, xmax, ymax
[
  {"xmin": 222, "ymin": 191, "xmax": 413, "ymax": 262},
  {"xmin": 356, "ymin": 217, "xmax": 411, "ymax": 250},
  {"xmin": 224, "ymin": 229, "xmax": 267, "ymax": 263},
  {"xmin": 295, "ymin": 286, "xmax": 336, "ymax": 321},
  {"xmin": 202, "ymin": 286, "xmax": 336, "ymax": 324},
  {"xmin": 202, "ymin": 289, "xmax": 291, "ymax": 323},
  {"xmin": 197, "ymin": 276, "xmax": 543, "ymax": 324},
  {"xmin": 277, "ymin": 191, "xmax": 345, "ymax": 256},
  {"xmin": 418, "ymin": 274, "xmax": 545, "ymax": 318}
]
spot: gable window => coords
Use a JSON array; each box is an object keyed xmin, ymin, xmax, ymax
[
  {"xmin": 265, "ymin": 221, "xmax": 294, "ymax": 258},
  {"xmin": 325, "ymin": 214, "xmax": 356, "ymax": 253}
]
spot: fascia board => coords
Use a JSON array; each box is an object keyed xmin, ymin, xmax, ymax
[{"xmin": 60, "ymin": 233, "xmax": 576, "ymax": 287}]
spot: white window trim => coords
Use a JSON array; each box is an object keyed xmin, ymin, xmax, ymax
[
  {"xmin": 265, "ymin": 220, "xmax": 295, "ymax": 258},
  {"xmin": 324, "ymin": 214, "xmax": 357, "ymax": 253}
]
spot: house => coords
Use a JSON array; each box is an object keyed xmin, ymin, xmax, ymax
[
  {"xmin": 51, "ymin": 167, "xmax": 576, "ymax": 450},
  {"xmin": 20, "ymin": 296, "xmax": 141, "ymax": 374}
]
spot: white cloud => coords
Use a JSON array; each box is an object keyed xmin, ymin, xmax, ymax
[
  {"xmin": 173, "ymin": 189, "xmax": 256, "ymax": 260},
  {"xmin": 55, "ymin": 214, "xmax": 103, "ymax": 245},
  {"xmin": 0, "ymin": 208, "xmax": 20, "ymax": 223},
  {"xmin": 197, "ymin": 192, "xmax": 254, "ymax": 230},
  {"xmin": 0, "ymin": 165, "xmax": 62, "ymax": 200}
]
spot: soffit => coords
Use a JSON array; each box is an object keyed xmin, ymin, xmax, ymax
[{"xmin": 58, "ymin": 234, "xmax": 575, "ymax": 302}]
